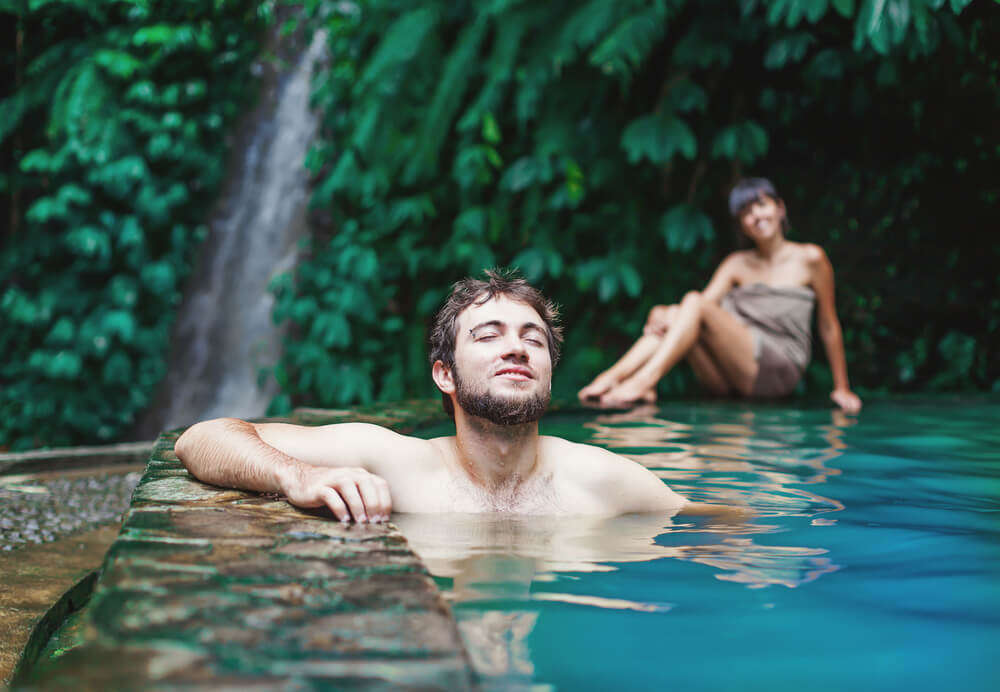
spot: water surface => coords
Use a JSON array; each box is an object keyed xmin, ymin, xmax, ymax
[{"xmin": 402, "ymin": 398, "xmax": 1000, "ymax": 691}]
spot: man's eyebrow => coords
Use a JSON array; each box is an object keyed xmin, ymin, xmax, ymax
[
  {"xmin": 467, "ymin": 320, "xmax": 547, "ymax": 339},
  {"xmin": 468, "ymin": 320, "xmax": 503, "ymax": 335},
  {"xmin": 520, "ymin": 322, "xmax": 546, "ymax": 338}
]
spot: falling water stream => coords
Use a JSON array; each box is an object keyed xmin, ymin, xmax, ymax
[{"xmin": 136, "ymin": 30, "xmax": 326, "ymax": 436}]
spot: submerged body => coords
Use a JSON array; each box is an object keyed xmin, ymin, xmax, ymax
[{"xmin": 183, "ymin": 416, "xmax": 686, "ymax": 519}]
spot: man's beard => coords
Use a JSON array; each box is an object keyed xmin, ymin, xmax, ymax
[{"xmin": 453, "ymin": 366, "xmax": 550, "ymax": 426}]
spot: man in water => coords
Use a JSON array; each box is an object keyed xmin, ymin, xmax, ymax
[{"xmin": 176, "ymin": 270, "xmax": 719, "ymax": 522}]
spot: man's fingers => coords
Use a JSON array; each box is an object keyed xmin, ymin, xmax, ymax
[
  {"xmin": 336, "ymin": 480, "xmax": 367, "ymax": 523},
  {"xmin": 320, "ymin": 487, "xmax": 350, "ymax": 522},
  {"xmin": 364, "ymin": 476, "xmax": 391, "ymax": 522},
  {"xmin": 357, "ymin": 476, "xmax": 383, "ymax": 521},
  {"xmin": 376, "ymin": 477, "xmax": 392, "ymax": 521}
]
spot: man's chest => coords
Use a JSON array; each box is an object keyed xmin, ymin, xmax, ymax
[{"xmin": 389, "ymin": 468, "xmax": 574, "ymax": 515}]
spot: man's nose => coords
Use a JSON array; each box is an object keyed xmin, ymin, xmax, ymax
[{"xmin": 502, "ymin": 335, "xmax": 529, "ymax": 360}]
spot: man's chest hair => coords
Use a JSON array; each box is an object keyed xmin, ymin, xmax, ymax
[{"xmin": 444, "ymin": 469, "xmax": 563, "ymax": 514}]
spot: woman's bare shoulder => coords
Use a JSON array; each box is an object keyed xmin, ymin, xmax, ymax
[
  {"xmin": 723, "ymin": 249, "xmax": 755, "ymax": 266},
  {"xmin": 792, "ymin": 241, "xmax": 826, "ymax": 264}
]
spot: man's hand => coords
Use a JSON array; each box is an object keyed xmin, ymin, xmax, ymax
[
  {"xmin": 279, "ymin": 464, "xmax": 392, "ymax": 523},
  {"xmin": 830, "ymin": 388, "xmax": 862, "ymax": 414}
]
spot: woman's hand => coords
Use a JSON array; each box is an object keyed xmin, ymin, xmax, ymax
[
  {"xmin": 643, "ymin": 304, "xmax": 677, "ymax": 336},
  {"xmin": 279, "ymin": 463, "xmax": 392, "ymax": 523},
  {"xmin": 830, "ymin": 388, "xmax": 862, "ymax": 414}
]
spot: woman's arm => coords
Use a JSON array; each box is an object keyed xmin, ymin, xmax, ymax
[
  {"xmin": 807, "ymin": 245, "xmax": 862, "ymax": 413},
  {"xmin": 701, "ymin": 253, "xmax": 740, "ymax": 304}
]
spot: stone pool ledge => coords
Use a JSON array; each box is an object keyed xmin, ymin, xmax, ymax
[{"xmin": 13, "ymin": 404, "xmax": 476, "ymax": 690}]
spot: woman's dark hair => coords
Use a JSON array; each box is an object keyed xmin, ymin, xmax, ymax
[
  {"xmin": 428, "ymin": 269, "xmax": 563, "ymax": 416},
  {"xmin": 728, "ymin": 177, "xmax": 790, "ymax": 236}
]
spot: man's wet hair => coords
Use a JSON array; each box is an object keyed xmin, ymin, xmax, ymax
[
  {"xmin": 428, "ymin": 269, "xmax": 563, "ymax": 417},
  {"xmin": 728, "ymin": 177, "xmax": 789, "ymax": 233}
]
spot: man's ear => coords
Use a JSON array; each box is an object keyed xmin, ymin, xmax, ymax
[{"xmin": 432, "ymin": 360, "xmax": 456, "ymax": 395}]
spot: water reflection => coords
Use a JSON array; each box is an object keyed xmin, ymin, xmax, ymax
[
  {"xmin": 395, "ymin": 512, "xmax": 679, "ymax": 688},
  {"xmin": 397, "ymin": 407, "xmax": 855, "ymax": 685},
  {"xmin": 585, "ymin": 406, "xmax": 849, "ymax": 517}
]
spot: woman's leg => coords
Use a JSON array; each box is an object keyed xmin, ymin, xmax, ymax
[
  {"xmin": 600, "ymin": 291, "xmax": 757, "ymax": 405},
  {"xmin": 578, "ymin": 305, "xmax": 678, "ymax": 400},
  {"xmin": 695, "ymin": 301, "xmax": 759, "ymax": 395},
  {"xmin": 686, "ymin": 342, "xmax": 732, "ymax": 396}
]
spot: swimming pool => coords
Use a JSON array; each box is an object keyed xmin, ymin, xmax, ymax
[{"xmin": 399, "ymin": 398, "xmax": 1000, "ymax": 691}]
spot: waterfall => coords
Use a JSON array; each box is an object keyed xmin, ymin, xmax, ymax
[{"xmin": 135, "ymin": 30, "xmax": 326, "ymax": 436}]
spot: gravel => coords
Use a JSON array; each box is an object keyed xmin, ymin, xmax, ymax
[{"xmin": 0, "ymin": 471, "xmax": 142, "ymax": 551}]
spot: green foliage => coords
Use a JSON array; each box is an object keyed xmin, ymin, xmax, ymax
[
  {"xmin": 272, "ymin": 0, "xmax": 997, "ymax": 412},
  {"xmin": 0, "ymin": 0, "xmax": 267, "ymax": 449}
]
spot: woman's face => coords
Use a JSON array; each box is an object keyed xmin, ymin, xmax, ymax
[{"xmin": 738, "ymin": 194, "xmax": 786, "ymax": 243}]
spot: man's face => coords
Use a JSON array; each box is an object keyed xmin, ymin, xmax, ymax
[{"xmin": 448, "ymin": 294, "xmax": 553, "ymax": 425}]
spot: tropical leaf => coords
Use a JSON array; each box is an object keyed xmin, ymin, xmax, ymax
[
  {"xmin": 660, "ymin": 204, "xmax": 715, "ymax": 253},
  {"xmin": 667, "ymin": 79, "xmax": 708, "ymax": 112},
  {"xmin": 405, "ymin": 17, "xmax": 489, "ymax": 181},
  {"xmin": 589, "ymin": 5, "xmax": 669, "ymax": 78},
  {"xmin": 710, "ymin": 120, "xmax": 770, "ymax": 164},
  {"xmin": 621, "ymin": 112, "xmax": 697, "ymax": 164},
  {"xmin": 764, "ymin": 32, "xmax": 816, "ymax": 68},
  {"xmin": 356, "ymin": 8, "xmax": 438, "ymax": 94}
]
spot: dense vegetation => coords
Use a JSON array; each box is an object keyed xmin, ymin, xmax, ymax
[
  {"xmin": 1, "ymin": 0, "xmax": 996, "ymax": 448},
  {"xmin": 0, "ymin": 0, "xmax": 269, "ymax": 449},
  {"xmin": 272, "ymin": 0, "xmax": 997, "ymax": 413}
]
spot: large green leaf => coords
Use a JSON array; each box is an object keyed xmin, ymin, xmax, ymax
[
  {"xmin": 589, "ymin": 5, "xmax": 669, "ymax": 78},
  {"xmin": 621, "ymin": 112, "xmax": 697, "ymax": 164},
  {"xmin": 660, "ymin": 205, "xmax": 715, "ymax": 253},
  {"xmin": 710, "ymin": 120, "xmax": 770, "ymax": 164}
]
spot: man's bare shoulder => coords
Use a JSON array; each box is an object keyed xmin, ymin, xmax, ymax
[
  {"xmin": 539, "ymin": 436, "xmax": 686, "ymax": 514},
  {"xmin": 540, "ymin": 435, "xmax": 627, "ymax": 472}
]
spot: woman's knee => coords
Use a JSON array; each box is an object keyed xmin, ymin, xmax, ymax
[
  {"xmin": 647, "ymin": 304, "xmax": 672, "ymax": 322},
  {"xmin": 681, "ymin": 290, "xmax": 702, "ymax": 310}
]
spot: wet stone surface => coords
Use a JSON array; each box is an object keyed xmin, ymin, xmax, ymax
[
  {"xmin": 0, "ymin": 471, "xmax": 142, "ymax": 550},
  {"xmin": 18, "ymin": 430, "xmax": 475, "ymax": 690}
]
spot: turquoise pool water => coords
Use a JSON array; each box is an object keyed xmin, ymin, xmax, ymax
[{"xmin": 400, "ymin": 398, "xmax": 1000, "ymax": 691}]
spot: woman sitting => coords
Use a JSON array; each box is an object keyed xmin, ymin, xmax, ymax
[{"xmin": 578, "ymin": 178, "xmax": 862, "ymax": 413}]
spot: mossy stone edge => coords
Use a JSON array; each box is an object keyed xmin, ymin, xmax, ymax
[{"xmin": 13, "ymin": 404, "xmax": 476, "ymax": 690}]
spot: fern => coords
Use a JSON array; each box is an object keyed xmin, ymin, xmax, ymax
[
  {"xmin": 549, "ymin": 0, "xmax": 633, "ymax": 68},
  {"xmin": 404, "ymin": 16, "xmax": 489, "ymax": 182},
  {"xmin": 589, "ymin": 3, "xmax": 670, "ymax": 79},
  {"xmin": 457, "ymin": 11, "xmax": 529, "ymax": 131},
  {"xmin": 356, "ymin": 7, "xmax": 438, "ymax": 94}
]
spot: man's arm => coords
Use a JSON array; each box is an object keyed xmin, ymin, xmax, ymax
[{"xmin": 175, "ymin": 418, "xmax": 434, "ymax": 523}]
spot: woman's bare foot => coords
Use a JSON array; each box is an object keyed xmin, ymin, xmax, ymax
[
  {"xmin": 599, "ymin": 378, "xmax": 656, "ymax": 407},
  {"xmin": 578, "ymin": 373, "xmax": 619, "ymax": 401}
]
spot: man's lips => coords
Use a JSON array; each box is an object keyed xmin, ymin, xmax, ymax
[{"xmin": 494, "ymin": 367, "xmax": 533, "ymax": 380}]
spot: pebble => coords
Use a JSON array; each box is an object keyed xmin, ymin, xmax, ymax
[{"xmin": 0, "ymin": 471, "xmax": 142, "ymax": 550}]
